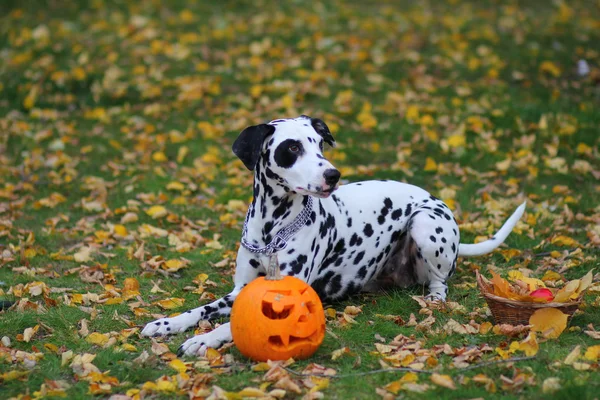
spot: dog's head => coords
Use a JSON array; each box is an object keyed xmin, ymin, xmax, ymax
[{"xmin": 232, "ymin": 115, "xmax": 340, "ymax": 198}]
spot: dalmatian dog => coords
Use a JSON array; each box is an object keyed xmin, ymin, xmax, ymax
[{"xmin": 141, "ymin": 115, "xmax": 526, "ymax": 356}]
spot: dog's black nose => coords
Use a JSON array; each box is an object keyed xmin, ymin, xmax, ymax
[{"xmin": 323, "ymin": 169, "xmax": 341, "ymax": 186}]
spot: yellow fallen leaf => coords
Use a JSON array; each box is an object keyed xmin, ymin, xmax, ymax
[
  {"xmin": 517, "ymin": 332, "xmax": 539, "ymax": 356},
  {"xmin": 168, "ymin": 359, "xmax": 188, "ymax": 374},
  {"xmin": 572, "ymin": 362, "xmax": 591, "ymax": 371},
  {"xmin": 384, "ymin": 380, "xmax": 403, "ymax": 395},
  {"xmin": 152, "ymin": 151, "xmax": 168, "ymax": 162},
  {"xmin": 120, "ymin": 212, "xmax": 138, "ymax": 224},
  {"xmin": 308, "ymin": 377, "xmax": 330, "ymax": 393},
  {"xmin": 177, "ymin": 146, "xmax": 189, "ymax": 163},
  {"xmin": 508, "ymin": 271, "xmax": 545, "ymax": 290},
  {"xmin": 88, "ymin": 382, "xmax": 112, "ymax": 395},
  {"xmin": 554, "ymin": 280, "xmax": 581, "ymax": 303},
  {"xmin": 447, "ymin": 134, "xmax": 466, "ymax": 148},
  {"xmin": 496, "ymin": 158, "xmax": 512, "ymax": 171},
  {"xmin": 163, "ymin": 259, "xmax": 187, "ymax": 272},
  {"xmin": 121, "ymin": 343, "xmax": 137, "ymax": 352},
  {"xmin": 61, "ymin": 350, "xmax": 74, "ymax": 367},
  {"xmin": 122, "ymin": 277, "xmax": 140, "ymax": 300},
  {"xmin": 583, "ymin": 345, "xmax": 600, "ymax": 361},
  {"xmin": 331, "ymin": 347, "xmax": 350, "ymax": 360},
  {"xmin": 430, "ymin": 373, "xmax": 456, "ymax": 389},
  {"xmin": 154, "ymin": 298, "xmax": 185, "ymax": 310},
  {"xmin": 541, "ymin": 270, "xmax": 562, "ymax": 282},
  {"xmin": 550, "ymin": 235, "xmax": 580, "ymax": 247},
  {"xmin": 479, "ymin": 321, "xmax": 493, "ymax": 334},
  {"xmin": 237, "ymin": 388, "xmax": 266, "ymax": 397},
  {"xmin": 0, "ymin": 370, "xmax": 30, "ymax": 382},
  {"xmin": 424, "ymin": 157, "xmax": 437, "ymax": 172},
  {"xmin": 146, "ymin": 206, "xmax": 168, "ymax": 220},
  {"xmin": 205, "ymin": 347, "xmax": 221, "ymax": 360},
  {"xmin": 166, "ymin": 181, "xmax": 185, "ymax": 191},
  {"xmin": 577, "ymin": 269, "xmax": 594, "ymax": 294},
  {"xmin": 44, "ymin": 343, "xmax": 59, "ymax": 353},
  {"xmin": 73, "ymin": 247, "xmax": 93, "ymax": 263},
  {"xmin": 19, "ymin": 325, "xmax": 40, "ymax": 342},
  {"xmin": 539, "ymin": 60, "xmax": 561, "ymax": 77},
  {"xmin": 86, "ymin": 332, "xmax": 110, "ymax": 346},
  {"xmin": 251, "ymin": 362, "xmax": 271, "ymax": 372},
  {"xmin": 529, "ymin": 308, "xmax": 568, "ymax": 339},
  {"xmin": 113, "ymin": 224, "xmax": 128, "ymax": 236},
  {"xmin": 564, "ymin": 345, "xmax": 580, "ymax": 365}
]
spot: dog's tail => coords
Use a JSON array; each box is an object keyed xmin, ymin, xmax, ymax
[{"xmin": 458, "ymin": 202, "xmax": 526, "ymax": 257}]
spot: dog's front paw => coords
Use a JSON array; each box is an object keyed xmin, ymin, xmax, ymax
[
  {"xmin": 141, "ymin": 316, "xmax": 194, "ymax": 337},
  {"xmin": 177, "ymin": 327, "xmax": 230, "ymax": 357},
  {"xmin": 424, "ymin": 294, "xmax": 446, "ymax": 304}
]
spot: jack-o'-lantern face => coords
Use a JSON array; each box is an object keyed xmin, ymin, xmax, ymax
[
  {"xmin": 260, "ymin": 287, "xmax": 323, "ymax": 350},
  {"xmin": 231, "ymin": 276, "xmax": 326, "ymax": 361}
]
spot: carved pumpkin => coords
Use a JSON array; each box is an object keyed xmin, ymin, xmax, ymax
[{"xmin": 231, "ymin": 273, "xmax": 325, "ymax": 361}]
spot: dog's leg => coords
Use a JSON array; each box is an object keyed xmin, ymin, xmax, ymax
[
  {"xmin": 177, "ymin": 322, "xmax": 232, "ymax": 356},
  {"xmin": 140, "ymin": 291, "xmax": 238, "ymax": 337},
  {"xmin": 408, "ymin": 204, "xmax": 460, "ymax": 302},
  {"xmin": 141, "ymin": 252, "xmax": 261, "ymax": 337}
]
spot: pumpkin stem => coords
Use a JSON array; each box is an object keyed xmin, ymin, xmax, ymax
[{"xmin": 266, "ymin": 254, "xmax": 282, "ymax": 281}]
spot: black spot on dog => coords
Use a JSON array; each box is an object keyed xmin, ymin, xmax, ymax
[
  {"xmin": 290, "ymin": 254, "xmax": 308, "ymax": 275},
  {"xmin": 274, "ymin": 139, "xmax": 303, "ymax": 168},
  {"xmin": 312, "ymin": 271, "xmax": 334, "ymax": 298},
  {"xmin": 329, "ymin": 274, "xmax": 343, "ymax": 295},
  {"xmin": 354, "ymin": 251, "xmax": 365, "ymax": 265},
  {"xmin": 356, "ymin": 266, "xmax": 367, "ymax": 279},
  {"xmin": 430, "ymin": 235, "xmax": 436, "ymax": 243},
  {"xmin": 391, "ymin": 208, "xmax": 403, "ymax": 220},
  {"xmin": 451, "ymin": 243, "xmax": 456, "ymax": 253},
  {"xmin": 436, "ymin": 227, "xmax": 443, "ymax": 234},
  {"xmin": 249, "ymin": 259, "xmax": 260, "ymax": 269},
  {"xmin": 334, "ymin": 239, "xmax": 346, "ymax": 254},
  {"xmin": 404, "ymin": 203, "xmax": 412, "ymax": 216},
  {"xmin": 391, "ymin": 229, "xmax": 402, "ymax": 242},
  {"xmin": 363, "ymin": 224, "xmax": 374, "ymax": 237},
  {"xmin": 349, "ymin": 233, "xmax": 363, "ymax": 247}
]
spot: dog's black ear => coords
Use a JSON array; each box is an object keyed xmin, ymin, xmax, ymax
[
  {"xmin": 232, "ymin": 124, "xmax": 275, "ymax": 170},
  {"xmin": 309, "ymin": 117, "xmax": 336, "ymax": 148}
]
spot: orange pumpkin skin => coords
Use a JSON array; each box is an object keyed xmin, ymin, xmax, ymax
[{"xmin": 230, "ymin": 276, "xmax": 325, "ymax": 361}]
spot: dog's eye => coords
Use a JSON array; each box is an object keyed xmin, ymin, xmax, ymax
[{"xmin": 289, "ymin": 144, "xmax": 300, "ymax": 153}]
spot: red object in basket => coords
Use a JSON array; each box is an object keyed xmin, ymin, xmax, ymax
[{"xmin": 530, "ymin": 288, "xmax": 554, "ymax": 302}]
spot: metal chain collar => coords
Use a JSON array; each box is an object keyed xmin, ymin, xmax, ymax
[{"xmin": 240, "ymin": 196, "xmax": 313, "ymax": 256}]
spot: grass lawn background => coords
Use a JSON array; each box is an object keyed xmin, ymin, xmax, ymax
[{"xmin": 1, "ymin": 0, "xmax": 599, "ymax": 398}]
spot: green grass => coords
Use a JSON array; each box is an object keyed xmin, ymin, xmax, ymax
[{"xmin": 1, "ymin": 0, "xmax": 600, "ymax": 398}]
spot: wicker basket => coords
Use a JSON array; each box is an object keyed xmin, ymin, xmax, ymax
[{"xmin": 476, "ymin": 270, "xmax": 581, "ymax": 325}]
